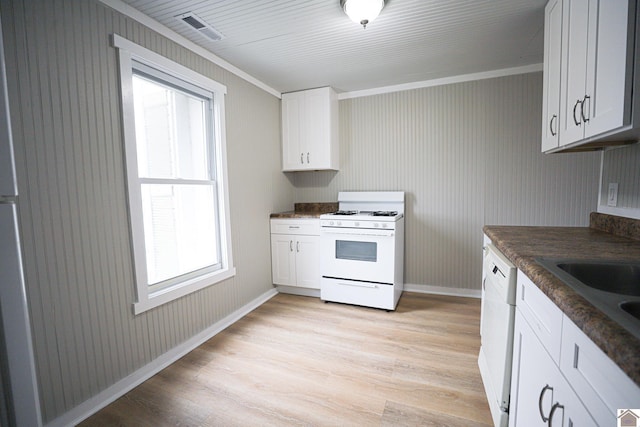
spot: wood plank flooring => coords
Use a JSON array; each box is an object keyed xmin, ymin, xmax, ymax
[{"xmin": 79, "ymin": 292, "xmax": 492, "ymax": 426}]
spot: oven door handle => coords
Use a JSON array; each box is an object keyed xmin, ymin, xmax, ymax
[{"xmin": 321, "ymin": 229, "xmax": 395, "ymax": 237}]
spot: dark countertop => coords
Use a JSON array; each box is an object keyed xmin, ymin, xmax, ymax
[
  {"xmin": 270, "ymin": 202, "xmax": 338, "ymax": 219},
  {"xmin": 484, "ymin": 214, "xmax": 640, "ymax": 386}
]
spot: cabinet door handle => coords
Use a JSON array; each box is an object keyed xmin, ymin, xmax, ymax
[
  {"xmin": 581, "ymin": 95, "xmax": 590, "ymax": 123},
  {"xmin": 290, "ymin": 240, "xmax": 293, "ymax": 252},
  {"xmin": 296, "ymin": 241, "xmax": 300, "ymax": 252},
  {"xmin": 572, "ymin": 99, "xmax": 582, "ymax": 126},
  {"xmin": 547, "ymin": 402, "xmax": 563, "ymax": 427},
  {"xmin": 550, "ymin": 114, "xmax": 557, "ymax": 136},
  {"xmin": 538, "ymin": 384, "xmax": 553, "ymax": 422},
  {"xmin": 300, "ymin": 153, "xmax": 304, "ymax": 164},
  {"xmin": 307, "ymin": 152, "xmax": 310, "ymax": 163}
]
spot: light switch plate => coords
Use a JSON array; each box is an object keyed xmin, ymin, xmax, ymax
[{"xmin": 607, "ymin": 183, "xmax": 618, "ymax": 207}]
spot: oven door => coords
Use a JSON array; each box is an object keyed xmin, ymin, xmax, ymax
[{"xmin": 320, "ymin": 227, "xmax": 396, "ymax": 284}]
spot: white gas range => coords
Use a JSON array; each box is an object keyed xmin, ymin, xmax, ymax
[{"xmin": 319, "ymin": 191, "xmax": 405, "ymax": 310}]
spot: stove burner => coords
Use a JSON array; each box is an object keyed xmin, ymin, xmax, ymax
[
  {"xmin": 372, "ymin": 211, "xmax": 398, "ymax": 217},
  {"xmin": 332, "ymin": 210, "xmax": 358, "ymax": 216}
]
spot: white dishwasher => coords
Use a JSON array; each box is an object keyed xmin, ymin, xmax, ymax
[{"xmin": 478, "ymin": 243, "xmax": 517, "ymax": 427}]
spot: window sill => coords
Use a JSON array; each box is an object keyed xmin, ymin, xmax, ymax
[{"xmin": 133, "ymin": 267, "xmax": 236, "ymax": 315}]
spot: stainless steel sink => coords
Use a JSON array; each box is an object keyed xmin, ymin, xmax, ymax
[
  {"xmin": 555, "ymin": 262, "xmax": 640, "ymax": 296},
  {"xmin": 620, "ymin": 301, "xmax": 640, "ymax": 321},
  {"xmin": 536, "ymin": 259, "xmax": 640, "ymax": 340}
]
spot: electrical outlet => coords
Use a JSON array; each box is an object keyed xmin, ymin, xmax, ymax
[{"xmin": 607, "ymin": 183, "xmax": 618, "ymax": 207}]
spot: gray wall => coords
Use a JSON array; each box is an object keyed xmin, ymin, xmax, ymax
[
  {"xmin": 600, "ymin": 143, "xmax": 640, "ymax": 210},
  {"xmin": 293, "ymin": 73, "xmax": 602, "ymax": 292},
  {"xmin": 1, "ymin": 0, "xmax": 291, "ymax": 422},
  {"xmin": 0, "ymin": 0, "xmax": 608, "ymax": 422}
]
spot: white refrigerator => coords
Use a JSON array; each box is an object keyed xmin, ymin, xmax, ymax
[{"xmin": 0, "ymin": 15, "xmax": 42, "ymax": 426}]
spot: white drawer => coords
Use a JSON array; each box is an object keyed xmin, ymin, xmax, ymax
[
  {"xmin": 270, "ymin": 218, "xmax": 319, "ymax": 235},
  {"xmin": 321, "ymin": 277, "xmax": 396, "ymax": 310},
  {"xmin": 516, "ymin": 270, "xmax": 563, "ymax": 364},
  {"xmin": 560, "ymin": 316, "xmax": 640, "ymax": 426}
]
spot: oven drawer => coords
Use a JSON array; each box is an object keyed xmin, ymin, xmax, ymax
[{"xmin": 321, "ymin": 277, "xmax": 399, "ymax": 310}]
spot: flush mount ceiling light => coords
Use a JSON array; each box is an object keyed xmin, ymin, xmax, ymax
[{"xmin": 340, "ymin": 0, "xmax": 386, "ymax": 29}]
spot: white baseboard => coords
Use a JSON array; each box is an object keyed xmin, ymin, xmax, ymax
[
  {"xmin": 276, "ymin": 285, "xmax": 321, "ymax": 298},
  {"xmin": 46, "ymin": 288, "xmax": 278, "ymax": 427},
  {"xmin": 278, "ymin": 283, "xmax": 480, "ymax": 299},
  {"xmin": 403, "ymin": 283, "xmax": 481, "ymax": 299}
]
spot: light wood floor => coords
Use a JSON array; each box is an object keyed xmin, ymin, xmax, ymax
[{"xmin": 79, "ymin": 292, "xmax": 492, "ymax": 426}]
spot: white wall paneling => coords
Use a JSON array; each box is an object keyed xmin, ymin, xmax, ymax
[
  {"xmin": 0, "ymin": 0, "xmax": 612, "ymax": 422},
  {"xmin": 0, "ymin": 0, "xmax": 289, "ymax": 422},
  {"xmin": 599, "ymin": 143, "xmax": 640, "ymax": 218},
  {"xmin": 293, "ymin": 73, "xmax": 601, "ymax": 292}
]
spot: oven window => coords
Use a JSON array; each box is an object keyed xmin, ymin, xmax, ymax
[{"xmin": 335, "ymin": 240, "xmax": 377, "ymax": 262}]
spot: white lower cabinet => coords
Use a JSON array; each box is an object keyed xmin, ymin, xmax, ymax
[
  {"xmin": 270, "ymin": 219, "xmax": 319, "ymax": 289},
  {"xmin": 510, "ymin": 271, "xmax": 640, "ymax": 426},
  {"xmin": 560, "ymin": 317, "xmax": 640, "ymax": 426},
  {"xmin": 510, "ymin": 310, "xmax": 597, "ymax": 426}
]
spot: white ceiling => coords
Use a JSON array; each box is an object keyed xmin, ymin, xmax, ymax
[{"xmin": 118, "ymin": 0, "xmax": 547, "ymax": 94}]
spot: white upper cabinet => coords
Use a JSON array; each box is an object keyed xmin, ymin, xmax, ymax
[
  {"xmin": 281, "ymin": 87, "xmax": 339, "ymax": 171},
  {"xmin": 543, "ymin": 0, "xmax": 638, "ymax": 152},
  {"xmin": 541, "ymin": 0, "xmax": 563, "ymax": 152}
]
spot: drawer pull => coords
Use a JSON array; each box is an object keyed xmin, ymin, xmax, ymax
[
  {"xmin": 548, "ymin": 402, "xmax": 563, "ymax": 427},
  {"xmin": 573, "ymin": 344, "xmax": 579, "ymax": 369},
  {"xmin": 338, "ymin": 282, "xmax": 377, "ymax": 289},
  {"xmin": 538, "ymin": 384, "xmax": 553, "ymax": 422},
  {"xmin": 573, "ymin": 99, "xmax": 582, "ymax": 126},
  {"xmin": 581, "ymin": 95, "xmax": 590, "ymax": 123}
]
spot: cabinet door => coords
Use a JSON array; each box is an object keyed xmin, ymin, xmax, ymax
[
  {"xmin": 510, "ymin": 310, "xmax": 598, "ymax": 427},
  {"xmin": 559, "ymin": 0, "xmax": 591, "ymax": 146},
  {"xmin": 552, "ymin": 376, "xmax": 599, "ymax": 427},
  {"xmin": 282, "ymin": 93, "xmax": 304, "ymax": 171},
  {"xmin": 271, "ymin": 234, "xmax": 296, "ymax": 286},
  {"xmin": 509, "ymin": 310, "xmax": 558, "ymax": 427},
  {"xmin": 541, "ymin": 0, "xmax": 563, "ymax": 152},
  {"xmin": 584, "ymin": 0, "xmax": 632, "ymax": 138},
  {"xmin": 304, "ymin": 88, "xmax": 330, "ymax": 169},
  {"xmin": 560, "ymin": 317, "xmax": 639, "ymax": 426},
  {"xmin": 294, "ymin": 235, "xmax": 320, "ymax": 289}
]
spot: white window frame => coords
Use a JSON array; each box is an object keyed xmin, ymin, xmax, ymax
[{"xmin": 113, "ymin": 34, "xmax": 235, "ymax": 314}]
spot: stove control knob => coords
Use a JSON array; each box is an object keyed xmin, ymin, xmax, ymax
[
  {"xmin": 382, "ymin": 223, "xmax": 388, "ymax": 228},
  {"xmin": 337, "ymin": 221, "xmax": 342, "ymax": 226},
  {"xmin": 329, "ymin": 221, "xmax": 334, "ymax": 226},
  {"xmin": 355, "ymin": 222, "xmax": 360, "ymax": 227},
  {"xmin": 373, "ymin": 223, "xmax": 379, "ymax": 228}
]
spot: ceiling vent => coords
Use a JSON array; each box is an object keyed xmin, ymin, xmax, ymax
[{"xmin": 175, "ymin": 12, "xmax": 224, "ymax": 42}]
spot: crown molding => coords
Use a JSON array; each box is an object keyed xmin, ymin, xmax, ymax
[{"xmin": 338, "ymin": 63, "xmax": 543, "ymax": 100}]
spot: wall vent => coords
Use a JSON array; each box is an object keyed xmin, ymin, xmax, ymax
[{"xmin": 175, "ymin": 12, "xmax": 224, "ymax": 42}]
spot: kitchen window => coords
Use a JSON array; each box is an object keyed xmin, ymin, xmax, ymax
[{"xmin": 114, "ymin": 35, "xmax": 235, "ymax": 314}]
